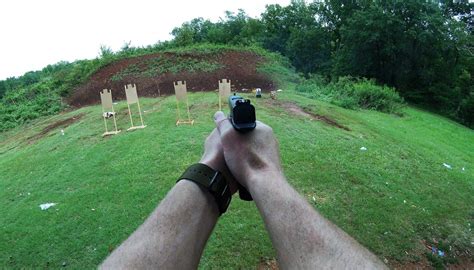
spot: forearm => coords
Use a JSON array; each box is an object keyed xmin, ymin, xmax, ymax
[
  {"xmin": 249, "ymin": 172, "xmax": 387, "ymax": 269},
  {"xmin": 100, "ymin": 180, "xmax": 219, "ymax": 269}
]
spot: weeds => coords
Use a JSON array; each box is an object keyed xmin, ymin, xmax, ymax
[
  {"xmin": 296, "ymin": 76, "xmax": 404, "ymax": 114},
  {"xmin": 111, "ymin": 56, "xmax": 222, "ymax": 81}
]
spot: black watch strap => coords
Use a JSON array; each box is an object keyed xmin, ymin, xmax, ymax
[{"xmin": 177, "ymin": 163, "xmax": 232, "ymax": 215}]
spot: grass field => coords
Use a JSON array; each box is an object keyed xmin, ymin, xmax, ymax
[{"xmin": 1, "ymin": 90, "xmax": 473, "ymax": 268}]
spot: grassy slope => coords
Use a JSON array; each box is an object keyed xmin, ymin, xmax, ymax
[{"xmin": 0, "ymin": 91, "xmax": 473, "ymax": 268}]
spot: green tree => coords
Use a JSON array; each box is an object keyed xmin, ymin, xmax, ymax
[
  {"xmin": 286, "ymin": 25, "xmax": 332, "ymax": 74},
  {"xmin": 334, "ymin": 0, "xmax": 463, "ymax": 108},
  {"xmin": 0, "ymin": 80, "xmax": 6, "ymax": 99}
]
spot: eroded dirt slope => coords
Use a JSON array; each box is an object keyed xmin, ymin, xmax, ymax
[{"xmin": 68, "ymin": 50, "xmax": 275, "ymax": 107}]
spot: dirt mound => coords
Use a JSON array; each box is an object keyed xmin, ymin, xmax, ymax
[{"xmin": 68, "ymin": 50, "xmax": 275, "ymax": 107}]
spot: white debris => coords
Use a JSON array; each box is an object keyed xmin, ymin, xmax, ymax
[
  {"xmin": 113, "ymin": 102, "xmax": 118, "ymax": 105},
  {"xmin": 312, "ymin": 196, "xmax": 316, "ymax": 202},
  {"xmin": 462, "ymin": 167, "xmax": 465, "ymax": 171},
  {"xmin": 60, "ymin": 129, "xmax": 65, "ymax": 136},
  {"xmin": 403, "ymin": 200, "xmax": 407, "ymax": 204},
  {"xmin": 360, "ymin": 147, "xmax": 367, "ymax": 151},
  {"xmin": 103, "ymin": 112, "xmax": 116, "ymax": 119},
  {"xmin": 277, "ymin": 89, "xmax": 283, "ymax": 92},
  {"xmin": 39, "ymin": 203, "xmax": 56, "ymax": 210},
  {"xmin": 443, "ymin": 163, "xmax": 452, "ymax": 169}
]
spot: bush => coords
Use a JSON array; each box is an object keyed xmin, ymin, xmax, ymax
[
  {"xmin": 352, "ymin": 79, "xmax": 405, "ymax": 113},
  {"xmin": 0, "ymin": 84, "xmax": 63, "ymax": 132},
  {"xmin": 296, "ymin": 76, "xmax": 404, "ymax": 114}
]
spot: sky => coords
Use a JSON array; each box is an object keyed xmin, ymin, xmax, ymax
[{"xmin": 0, "ymin": 0, "xmax": 291, "ymax": 80}]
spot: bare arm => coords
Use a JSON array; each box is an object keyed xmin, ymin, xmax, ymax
[
  {"xmin": 250, "ymin": 171, "xmax": 387, "ymax": 269},
  {"xmin": 101, "ymin": 130, "xmax": 234, "ymax": 269},
  {"xmin": 214, "ymin": 111, "xmax": 387, "ymax": 269},
  {"xmin": 100, "ymin": 180, "xmax": 218, "ymax": 269}
]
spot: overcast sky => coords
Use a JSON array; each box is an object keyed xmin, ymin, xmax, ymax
[{"xmin": 0, "ymin": 0, "xmax": 291, "ymax": 80}]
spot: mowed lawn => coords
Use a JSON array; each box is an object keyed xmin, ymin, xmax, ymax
[{"xmin": 1, "ymin": 91, "xmax": 473, "ymax": 268}]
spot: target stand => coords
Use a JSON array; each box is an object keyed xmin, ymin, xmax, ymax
[
  {"xmin": 174, "ymin": 81, "xmax": 194, "ymax": 126},
  {"xmin": 100, "ymin": 89, "xmax": 121, "ymax": 137},
  {"xmin": 218, "ymin": 79, "xmax": 231, "ymax": 111},
  {"xmin": 124, "ymin": 84, "xmax": 146, "ymax": 131}
]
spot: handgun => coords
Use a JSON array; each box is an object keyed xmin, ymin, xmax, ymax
[{"xmin": 228, "ymin": 94, "xmax": 256, "ymax": 201}]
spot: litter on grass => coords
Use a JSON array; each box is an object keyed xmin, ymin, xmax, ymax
[
  {"xmin": 60, "ymin": 129, "xmax": 65, "ymax": 136},
  {"xmin": 39, "ymin": 203, "xmax": 56, "ymax": 210},
  {"xmin": 422, "ymin": 240, "xmax": 446, "ymax": 257},
  {"xmin": 431, "ymin": 247, "xmax": 445, "ymax": 257},
  {"xmin": 360, "ymin": 147, "xmax": 367, "ymax": 151},
  {"xmin": 443, "ymin": 163, "xmax": 452, "ymax": 169}
]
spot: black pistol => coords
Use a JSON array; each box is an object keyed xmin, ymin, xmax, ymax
[{"xmin": 228, "ymin": 94, "xmax": 256, "ymax": 201}]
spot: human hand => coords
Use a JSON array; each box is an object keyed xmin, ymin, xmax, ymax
[
  {"xmin": 213, "ymin": 111, "xmax": 282, "ymax": 189},
  {"xmin": 199, "ymin": 128, "xmax": 238, "ymax": 194}
]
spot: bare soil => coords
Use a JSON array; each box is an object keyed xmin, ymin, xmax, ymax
[
  {"xmin": 67, "ymin": 51, "xmax": 275, "ymax": 107},
  {"xmin": 27, "ymin": 113, "xmax": 85, "ymax": 143},
  {"xmin": 267, "ymin": 99, "xmax": 351, "ymax": 131},
  {"xmin": 257, "ymin": 258, "xmax": 278, "ymax": 270}
]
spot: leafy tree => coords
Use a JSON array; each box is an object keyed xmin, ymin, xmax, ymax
[
  {"xmin": 0, "ymin": 81, "xmax": 6, "ymax": 99},
  {"xmin": 440, "ymin": 0, "xmax": 473, "ymax": 33},
  {"xmin": 334, "ymin": 0, "xmax": 463, "ymax": 108},
  {"xmin": 315, "ymin": 0, "xmax": 372, "ymax": 50},
  {"xmin": 286, "ymin": 25, "xmax": 332, "ymax": 74}
]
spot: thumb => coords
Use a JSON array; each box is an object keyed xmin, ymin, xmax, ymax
[{"xmin": 213, "ymin": 111, "xmax": 233, "ymax": 135}]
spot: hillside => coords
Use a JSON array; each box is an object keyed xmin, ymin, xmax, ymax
[
  {"xmin": 1, "ymin": 89, "xmax": 473, "ymax": 268},
  {"xmin": 0, "ymin": 45, "xmax": 296, "ymax": 131},
  {"xmin": 68, "ymin": 49, "xmax": 277, "ymax": 107}
]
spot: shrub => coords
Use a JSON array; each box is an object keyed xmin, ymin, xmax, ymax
[
  {"xmin": 0, "ymin": 84, "xmax": 63, "ymax": 132},
  {"xmin": 296, "ymin": 76, "xmax": 404, "ymax": 114},
  {"xmin": 352, "ymin": 79, "xmax": 405, "ymax": 113}
]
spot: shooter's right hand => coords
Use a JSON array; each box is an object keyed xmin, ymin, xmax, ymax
[{"xmin": 213, "ymin": 111, "xmax": 283, "ymax": 190}]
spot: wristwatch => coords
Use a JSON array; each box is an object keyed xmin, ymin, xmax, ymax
[{"xmin": 177, "ymin": 163, "xmax": 232, "ymax": 215}]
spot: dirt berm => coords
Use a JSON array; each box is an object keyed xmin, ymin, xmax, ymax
[{"xmin": 68, "ymin": 50, "xmax": 276, "ymax": 107}]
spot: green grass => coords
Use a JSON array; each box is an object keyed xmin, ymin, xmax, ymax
[{"xmin": 1, "ymin": 91, "xmax": 473, "ymax": 268}]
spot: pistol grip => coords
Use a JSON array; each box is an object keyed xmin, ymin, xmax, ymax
[{"xmin": 238, "ymin": 183, "xmax": 253, "ymax": 201}]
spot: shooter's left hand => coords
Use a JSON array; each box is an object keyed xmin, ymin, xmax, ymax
[{"xmin": 199, "ymin": 128, "xmax": 238, "ymax": 194}]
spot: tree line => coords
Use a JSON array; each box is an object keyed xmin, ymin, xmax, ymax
[{"xmin": 170, "ymin": 0, "xmax": 473, "ymax": 126}]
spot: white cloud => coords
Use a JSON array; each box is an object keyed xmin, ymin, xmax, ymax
[{"xmin": 0, "ymin": 0, "xmax": 291, "ymax": 80}]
